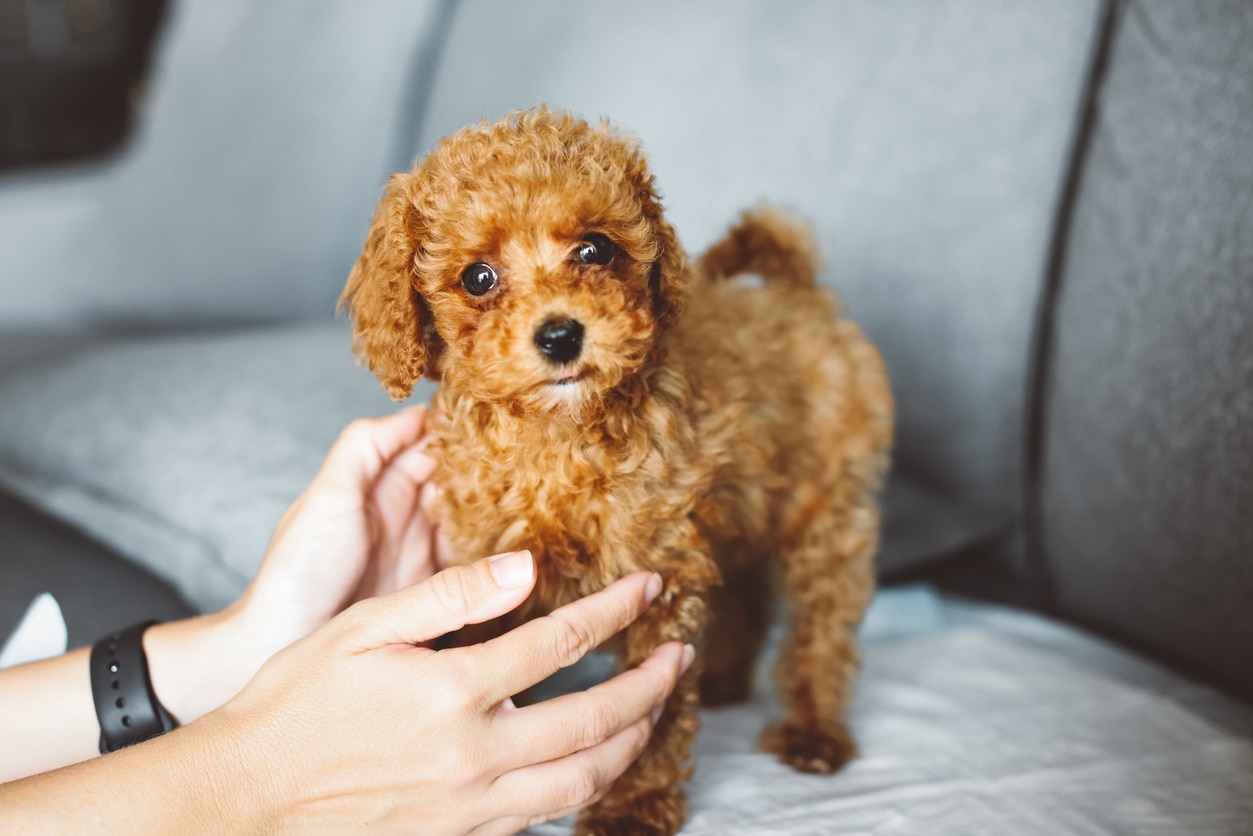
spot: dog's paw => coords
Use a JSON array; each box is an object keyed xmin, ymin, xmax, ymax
[
  {"xmin": 575, "ymin": 787, "xmax": 687, "ymax": 836},
  {"xmin": 758, "ymin": 720, "xmax": 857, "ymax": 774}
]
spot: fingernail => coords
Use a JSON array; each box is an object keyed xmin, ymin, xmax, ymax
[
  {"xmin": 488, "ymin": 550, "xmax": 534, "ymax": 588},
  {"xmin": 650, "ymin": 704, "xmax": 663, "ymax": 725},
  {"xmin": 680, "ymin": 644, "xmax": 696, "ymax": 675},
  {"xmin": 644, "ymin": 573, "xmax": 663, "ymax": 604}
]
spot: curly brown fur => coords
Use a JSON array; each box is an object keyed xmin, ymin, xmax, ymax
[{"xmin": 341, "ymin": 107, "xmax": 893, "ymax": 836}]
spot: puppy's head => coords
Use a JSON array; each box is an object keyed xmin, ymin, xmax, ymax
[{"xmin": 340, "ymin": 108, "xmax": 686, "ymax": 414}]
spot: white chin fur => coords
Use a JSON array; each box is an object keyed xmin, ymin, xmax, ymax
[{"xmin": 541, "ymin": 378, "xmax": 590, "ymax": 412}]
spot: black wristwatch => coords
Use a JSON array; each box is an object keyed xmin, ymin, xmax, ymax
[{"xmin": 89, "ymin": 620, "xmax": 178, "ymax": 753}]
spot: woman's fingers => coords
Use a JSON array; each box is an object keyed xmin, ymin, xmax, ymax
[
  {"xmin": 341, "ymin": 551, "xmax": 537, "ymax": 650},
  {"xmin": 467, "ymin": 571, "xmax": 663, "ymax": 706},
  {"xmin": 493, "ymin": 641, "xmax": 690, "ymax": 769},
  {"xmin": 372, "ymin": 443, "xmax": 437, "ymax": 509},
  {"xmin": 488, "ymin": 714, "xmax": 657, "ymax": 831}
]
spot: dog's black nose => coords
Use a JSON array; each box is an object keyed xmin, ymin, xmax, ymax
[{"xmin": 534, "ymin": 316, "xmax": 584, "ymax": 365}]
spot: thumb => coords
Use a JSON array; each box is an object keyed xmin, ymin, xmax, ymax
[
  {"xmin": 314, "ymin": 406, "xmax": 428, "ymax": 495},
  {"xmin": 342, "ymin": 550, "xmax": 536, "ymax": 649}
]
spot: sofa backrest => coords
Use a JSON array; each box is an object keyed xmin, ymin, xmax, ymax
[
  {"xmin": 1030, "ymin": 0, "xmax": 1253, "ymax": 698},
  {"xmin": 413, "ymin": 0, "xmax": 1105, "ymax": 537}
]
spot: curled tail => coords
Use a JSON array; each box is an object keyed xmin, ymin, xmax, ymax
[{"xmin": 696, "ymin": 205, "xmax": 822, "ymax": 288}]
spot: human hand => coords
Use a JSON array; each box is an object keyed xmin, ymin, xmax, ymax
[
  {"xmin": 147, "ymin": 407, "xmax": 447, "ymax": 724},
  {"xmin": 0, "ymin": 553, "xmax": 689, "ymax": 834},
  {"xmin": 242, "ymin": 406, "xmax": 442, "ymax": 644},
  {"xmin": 193, "ymin": 552, "xmax": 690, "ymax": 834}
]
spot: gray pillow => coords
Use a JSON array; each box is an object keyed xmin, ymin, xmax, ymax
[
  {"xmin": 0, "ymin": 323, "xmax": 991, "ymax": 612},
  {"xmin": 0, "ymin": 323, "xmax": 432, "ymax": 611}
]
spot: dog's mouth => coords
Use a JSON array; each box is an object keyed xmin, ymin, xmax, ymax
[{"xmin": 547, "ymin": 368, "xmax": 588, "ymax": 387}]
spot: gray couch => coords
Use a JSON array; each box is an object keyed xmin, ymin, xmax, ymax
[{"xmin": 1, "ymin": 1, "xmax": 1250, "ymax": 832}]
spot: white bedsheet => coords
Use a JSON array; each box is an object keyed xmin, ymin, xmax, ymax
[{"xmin": 533, "ymin": 587, "xmax": 1253, "ymax": 834}]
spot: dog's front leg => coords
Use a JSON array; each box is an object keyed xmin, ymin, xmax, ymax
[{"xmin": 574, "ymin": 573, "xmax": 710, "ymax": 836}]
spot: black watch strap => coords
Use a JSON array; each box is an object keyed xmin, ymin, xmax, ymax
[{"xmin": 90, "ymin": 620, "xmax": 178, "ymax": 753}]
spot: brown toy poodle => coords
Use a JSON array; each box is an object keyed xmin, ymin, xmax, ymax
[{"xmin": 341, "ymin": 107, "xmax": 892, "ymax": 835}]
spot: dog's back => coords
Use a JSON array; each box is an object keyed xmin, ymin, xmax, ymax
[{"xmin": 675, "ymin": 207, "xmax": 892, "ymax": 556}]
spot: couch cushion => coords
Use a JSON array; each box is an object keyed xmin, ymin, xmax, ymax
[
  {"xmin": 1036, "ymin": 0, "xmax": 1253, "ymax": 697},
  {"xmin": 414, "ymin": 0, "xmax": 1104, "ymax": 534},
  {"xmin": 0, "ymin": 323, "xmax": 424, "ymax": 611},
  {"xmin": 0, "ymin": 0, "xmax": 448, "ymax": 328}
]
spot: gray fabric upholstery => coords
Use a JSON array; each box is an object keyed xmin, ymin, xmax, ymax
[
  {"xmin": 1037, "ymin": 0, "xmax": 1253, "ymax": 696},
  {"xmin": 415, "ymin": 0, "xmax": 1104, "ymax": 528},
  {"xmin": 0, "ymin": 323, "xmax": 429, "ymax": 611},
  {"xmin": 0, "ymin": 0, "xmax": 445, "ymax": 328}
]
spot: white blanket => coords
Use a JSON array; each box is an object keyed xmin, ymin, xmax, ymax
[{"xmin": 534, "ymin": 588, "xmax": 1253, "ymax": 834}]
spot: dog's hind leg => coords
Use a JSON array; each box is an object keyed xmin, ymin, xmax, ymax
[{"xmin": 759, "ymin": 486, "xmax": 879, "ymax": 774}]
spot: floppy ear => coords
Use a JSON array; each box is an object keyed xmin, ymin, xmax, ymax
[
  {"xmin": 338, "ymin": 173, "xmax": 433, "ymax": 400},
  {"xmin": 614, "ymin": 130, "xmax": 688, "ymax": 329},
  {"xmin": 647, "ymin": 212, "xmax": 687, "ymax": 330}
]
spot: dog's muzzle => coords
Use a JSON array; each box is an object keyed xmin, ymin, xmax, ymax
[{"xmin": 534, "ymin": 316, "xmax": 584, "ymax": 365}]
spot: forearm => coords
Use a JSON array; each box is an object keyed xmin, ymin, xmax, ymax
[
  {"xmin": 0, "ymin": 648, "xmax": 98, "ymax": 783},
  {"xmin": 1, "ymin": 711, "xmax": 269, "ymax": 834},
  {"xmin": 0, "ymin": 605, "xmax": 272, "ymax": 783}
]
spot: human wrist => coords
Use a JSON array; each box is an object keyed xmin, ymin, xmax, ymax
[
  {"xmin": 164, "ymin": 707, "xmax": 283, "ymax": 832},
  {"xmin": 142, "ymin": 603, "xmax": 272, "ymax": 726}
]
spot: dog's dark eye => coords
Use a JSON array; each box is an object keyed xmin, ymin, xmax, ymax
[
  {"xmin": 461, "ymin": 263, "xmax": 498, "ymax": 296},
  {"xmin": 575, "ymin": 233, "xmax": 615, "ymax": 266}
]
